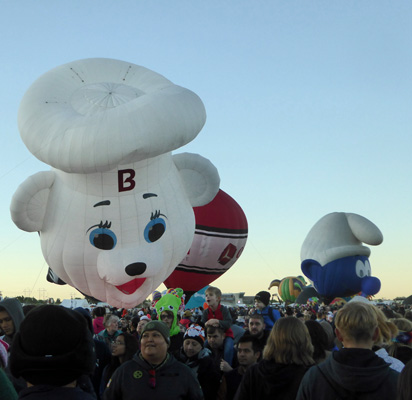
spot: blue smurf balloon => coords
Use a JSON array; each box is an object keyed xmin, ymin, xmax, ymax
[{"xmin": 300, "ymin": 212, "xmax": 383, "ymax": 300}]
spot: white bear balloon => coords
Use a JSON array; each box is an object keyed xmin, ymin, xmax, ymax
[{"xmin": 10, "ymin": 58, "xmax": 220, "ymax": 308}]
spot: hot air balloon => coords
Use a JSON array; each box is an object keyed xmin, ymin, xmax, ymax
[
  {"xmin": 164, "ymin": 189, "xmax": 248, "ymax": 300},
  {"xmin": 10, "ymin": 58, "xmax": 220, "ymax": 308},
  {"xmin": 300, "ymin": 212, "xmax": 382, "ymax": 302},
  {"xmin": 268, "ymin": 276, "xmax": 307, "ymax": 303}
]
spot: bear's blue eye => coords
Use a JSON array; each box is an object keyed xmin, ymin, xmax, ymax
[
  {"xmin": 89, "ymin": 228, "xmax": 117, "ymax": 250},
  {"xmin": 144, "ymin": 218, "xmax": 166, "ymax": 243}
]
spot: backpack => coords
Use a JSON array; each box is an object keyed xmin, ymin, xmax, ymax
[{"xmin": 264, "ymin": 306, "xmax": 277, "ymax": 324}]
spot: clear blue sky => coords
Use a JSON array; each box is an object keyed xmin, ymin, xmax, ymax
[{"xmin": 1, "ymin": 1, "xmax": 411, "ymax": 301}]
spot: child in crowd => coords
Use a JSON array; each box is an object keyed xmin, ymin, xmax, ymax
[
  {"xmin": 253, "ymin": 291, "xmax": 281, "ymax": 331},
  {"xmin": 201, "ymin": 286, "xmax": 235, "ymax": 365}
]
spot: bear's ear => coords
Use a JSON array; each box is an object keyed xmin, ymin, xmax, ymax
[
  {"xmin": 10, "ymin": 171, "xmax": 55, "ymax": 232},
  {"xmin": 173, "ymin": 153, "xmax": 220, "ymax": 207},
  {"xmin": 301, "ymin": 259, "xmax": 322, "ymax": 282}
]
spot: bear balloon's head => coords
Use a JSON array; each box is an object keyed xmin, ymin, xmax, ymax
[{"xmin": 10, "ymin": 58, "xmax": 220, "ymax": 308}]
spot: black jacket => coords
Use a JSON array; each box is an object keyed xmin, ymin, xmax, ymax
[
  {"xmin": 103, "ymin": 352, "xmax": 203, "ymax": 400},
  {"xmin": 175, "ymin": 348, "xmax": 221, "ymax": 400},
  {"xmin": 296, "ymin": 348, "xmax": 399, "ymax": 399},
  {"xmin": 18, "ymin": 385, "xmax": 95, "ymax": 399},
  {"xmin": 234, "ymin": 359, "xmax": 309, "ymax": 400}
]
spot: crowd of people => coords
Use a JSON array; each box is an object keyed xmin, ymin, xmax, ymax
[{"xmin": 0, "ymin": 287, "xmax": 412, "ymax": 399}]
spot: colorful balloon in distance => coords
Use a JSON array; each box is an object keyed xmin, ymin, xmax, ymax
[
  {"xmin": 268, "ymin": 276, "xmax": 307, "ymax": 303},
  {"xmin": 164, "ymin": 189, "xmax": 248, "ymax": 298},
  {"xmin": 185, "ymin": 285, "xmax": 209, "ymax": 309},
  {"xmin": 329, "ymin": 297, "xmax": 348, "ymax": 306}
]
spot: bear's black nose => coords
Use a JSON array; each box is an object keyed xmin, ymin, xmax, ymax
[{"xmin": 125, "ymin": 263, "xmax": 147, "ymax": 276}]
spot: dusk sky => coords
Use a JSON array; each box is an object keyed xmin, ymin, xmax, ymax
[{"xmin": 1, "ymin": 1, "xmax": 411, "ymax": 302}]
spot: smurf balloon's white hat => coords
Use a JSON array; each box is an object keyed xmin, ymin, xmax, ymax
[{"xmin": 300, "ymin": 212, "xmax": 383, "ymax": 267}]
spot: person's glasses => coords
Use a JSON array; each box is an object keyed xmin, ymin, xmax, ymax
[
  {"xmin": 149, "ymin": 369, "xmax": 156, "ymax": 389},
  {"xmin": 160, "ymin": 314, "xmax": 173, "ymax": 320},
  {"xmin": 113, "ymin": 340, "xmax": 125, "ymax": 346}
]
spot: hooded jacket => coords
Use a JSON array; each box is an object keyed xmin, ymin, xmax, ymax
[
  {"xmin": 234, "ymin": 359, "xmax": 309, "ymax": 400},
  {"xmin": 0, "ymin": 298, "xmax": 24, "ymax": 345},
  {"xmin": 103, "ymin": 352, "xmax": 203, "ymax": 400},
  {"xmin": 17, "ymin": 385, "xmax": 95, "ymax": 400},
  {"xmin": 296, "ymin": 348, "xmax": 399, "ymax": 399},
  {"xmin": 176, "ymin": 347, "xmax": 221, "ymax": 400}
]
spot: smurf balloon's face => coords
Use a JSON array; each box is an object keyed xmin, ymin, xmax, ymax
[
  {"xmin": 300, "ymin": 212, "xmax": 383, "ymax": 300},
  {"xmin": 301, "ymin": 255, "xmax": 381, "ymax": 299},
  {"xmin": 40, "ymin": 158, "xmax": 196, "ymax": 308}
]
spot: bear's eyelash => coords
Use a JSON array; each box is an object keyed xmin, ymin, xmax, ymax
[{"xmin": 151, "ymin": 210, "xmax": 163, "ymax": 220}]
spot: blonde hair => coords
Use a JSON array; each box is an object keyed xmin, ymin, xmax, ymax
[
  {"xmin": 335, "ymin": 302, "xmax": 378, "ymax": 343},
  {"xmin": 371, "ymin": 307, "xmax": 398, "ymax": 346},
  {"xmin": 263, "ymin": 317, "xmax": 314, "ymax": 366},
  {"xmin": 390, "ymin": 318, "xmax": 412, "ymax": 332},
  {"xmin": 205, "ymin": 286, "xmax": 222, "ymax": 299}
]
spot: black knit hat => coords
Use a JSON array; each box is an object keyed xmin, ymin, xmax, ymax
[
  {"xmin": 255, "ymin": 291, "xmax": 271, "ymax": 306},
  {"xmin": 142, "ymin": 320, "xmax": 170, "ymax": 344},
  {"xmin": 10, "ymin": 305, "xmax": 95, "ymax": 386}
]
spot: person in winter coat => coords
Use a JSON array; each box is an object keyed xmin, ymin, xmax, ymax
[
  {"xmin": 74, "ymin": 307, "xmax": 112, "ymax": 400},
  {"xmin": 202, "ymin": 286, "xmax": 235, "ymax": 365},
  {"xmin": 0, "ymin": 339, "xmax": 17, "ymax": 400},
  {"xmin": 304, "ymin": 320, "xmax": 331, "ymax": 364},
  {"xmin": 9, "ymin": 305, "xmax": 96, "ymax": 400},
  {"xmin": 253, "ymin": 291, "xmax": 280, "ymax": 332},
  {"xmin": 398, "ymin": 359, "xmax": 412, "ymax": 400},
  {"xmin": 103, "ymin": 320, "xmax": 203, "ymax": 400},
  {"xmin": 92, "ymin": 307, "xmax": 106, "ymax": 335},
  {"xmin": 100, "ymin": 332, "xmax": 139, "ymax": 395},
  {"xmin": 97, "ymin": 314, "xmax": 122, "ymax": 351},
  {"xmin": 0, "ymin": 299, "xmax": 26, "ymax": 393},
  {"xmin": 155, "ymin": 289, "xmax": 185, "ymax": 357},
  {"xmin": 296, "ymin": 301, "xmax": 399, "ymax": 400},
  {"xmin": 235, "ymin": 317, "xmax": 314, "ymax": 400},
  {"xmin": 175, "ymin": 324, "xmax": 220, "ymax": 400},
  {"xmin": 218, "ymin": 335, "xmax": 261, "ymax": 400},
  {"xmin": 0, "ymin": 298, "xmax": 25, "ymax": 347},
  {"xmin": 370, "ymin": 305, "xmax": 404, "ymax": 372}
]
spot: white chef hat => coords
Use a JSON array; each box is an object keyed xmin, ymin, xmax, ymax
[{"xmin": 300, "ymin": 212, "xmax": 383, "ymax": 267}]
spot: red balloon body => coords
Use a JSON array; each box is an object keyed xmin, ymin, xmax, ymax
[{"xmin": 164, "ymin": 189, "xmax": 248, "ymax": 293}]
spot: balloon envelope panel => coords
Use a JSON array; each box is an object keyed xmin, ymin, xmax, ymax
[{"xmin": 164, "ymin": 190, "xmax": 248, "ymax": 293}]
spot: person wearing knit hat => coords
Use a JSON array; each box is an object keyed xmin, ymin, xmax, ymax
[
  {"xmin": 174, "ymin": 324, "xmax": 220, "ymax": 400},
  {"xmin": 183, "ymin": 324, "xmax": 205, "ymax": 351},
  {"xmin": 141, "ymin": 320, "xmax": 170, "ymax": 345},
  {"xmin": 9, "ymin": 304, "xmax": 96, "ymax": 399},
  {"xmin": 104, "ymin": 320, "xmax": 203, "ymax": 399},
  {"xmin": 254, "ymin": 291, "xmax": 270, "ymax": 307},
  {"xmin": 254, "ymin": 291, "xmax": 280, "ymax": 332}
]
